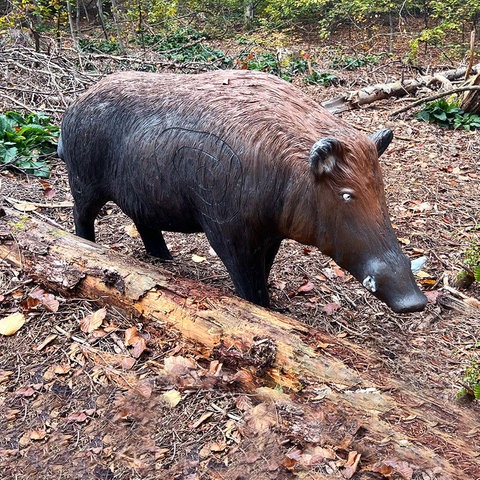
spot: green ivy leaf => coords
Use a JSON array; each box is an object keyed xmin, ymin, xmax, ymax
[
  {"xmin": 474, "ymin": 383, "xmax": 480, "ymax": 400},
  {"xmin": 474, "ymin": 266, "xmax": 480, "ymax": 282}
]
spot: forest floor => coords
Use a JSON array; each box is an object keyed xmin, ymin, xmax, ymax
[{"xmin": 0, "ymin": 22, "xmax": 479, "ymax": 480}]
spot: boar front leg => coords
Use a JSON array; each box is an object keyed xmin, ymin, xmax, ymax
[
  {"xmin": 205, "ymin": 227, "xmax": 281, "ymax": 307},
  {"xmin": 134, "ymin": 222, "xmax": 173, "ymax": 260}
]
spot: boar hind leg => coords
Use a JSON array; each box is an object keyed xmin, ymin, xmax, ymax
[
  {"xmin": 73, "ymin": 199, "xmax": 106, "ymax": 242},
  {"xmin": 135, "ymin": 223, "xmax": 173, "ymax": 260}
]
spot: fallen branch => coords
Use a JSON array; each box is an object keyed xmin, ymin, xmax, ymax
[{"xmin": 5, "ymin": 196, "xmax": 74, "ymax": 209}]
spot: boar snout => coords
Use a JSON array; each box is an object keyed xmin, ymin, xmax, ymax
[{"xmin": 360, "ymin": 257, "xmax": 427, "ymax": 313}]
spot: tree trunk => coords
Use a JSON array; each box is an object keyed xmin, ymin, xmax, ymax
[
  {"xmin": 96, "ymin": 0, "xmax": 108, "ymax": 41},
  {"xmin": 461, "ymin": 74, "xmax": 480, "ymax": 114},
  {"xmin": 110, "ymin": 0, "xmax": 125, "ymax": 53},
  {"xmin": 1, "ymin": 206, "xmax": 479, "ymax": 479},
  {"xmin": 66, "ymin": 0, "xmax": 78, "ymax": 51}
]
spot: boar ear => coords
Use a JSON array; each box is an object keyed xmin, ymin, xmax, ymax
[
  {"xmin": 370, "ymin": 128, "xmax": 393, "ymax": 158},
  {"xmin": 309, "ymin": 138, "xmax": 343, "ymax": 178}
]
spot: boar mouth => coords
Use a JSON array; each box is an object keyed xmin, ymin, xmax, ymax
[{"xmin": 362, "ymin": 275, "xmax": 377, "ymax": 293}]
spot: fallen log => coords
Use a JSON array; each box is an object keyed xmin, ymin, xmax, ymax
[
  {"xmin": 1, "ymin": 206, "xmax": 479, "ymax": 479},
  {"xmin": 322, "ymin": 63, "xmax": 480, "ymax": 114}
]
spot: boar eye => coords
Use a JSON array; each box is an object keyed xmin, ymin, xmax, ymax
[{"xmin": 341, "ymin": 191, "xmax": 354, "ymax": 202}]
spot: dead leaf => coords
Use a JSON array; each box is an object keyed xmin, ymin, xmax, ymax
[
  {"xmin": 131, "ymin": 336, "xmax": 147, "ymax": 358},
  {"xmin": 5, "ymin": 409, "xmax": 20, "ymax": 421},
  {"xmin": 465, "ymin": 297, "xmax": 480, "ymax": 309},
  {"xmin": 54, "ymin": 364, "xmax": 71, "ymax": 375},
  {"xmin": 298, "ymin": 280, "xmax": 314, "ymax": 293},
  {"xmin": 124, "ymin": 327, "xmax": 147, "ymax": 358},
  {"xmin": 424, "ymin": 290, "xmax": 442, "ymax": 303},
  {"xmin": 415, "ymin": 270, "xmax": 432, "ymax": 279},
  {"xmin": 14, "ymin": 386, "xmax": 36, "ymax": 397},
  {"xmin": 133, "ymin": 380, "xmax": 153, "ymax": 398},
  {"xmin": 0, "ymin": 370, "xmax": 14, "ymax": 384},
  {"xmin": 18, "ymin": 433, "xmax": 31, "ymax": 447},
  {"xmin": 283, "ymin": 449, "xmax": 301, "ymax": 470},
  {"xmin": 372, "ymin": 463, "xmax": 394, "ymax": 476},
  {"xmin": 246, "ymin": 403, "xmax": 276, "ymax": 434},
  {"xmin": 208, "ymin": 360, "xmax": 222, "ymax": 376},
  {"xmin": 191, "ymin": 254, "xmax": 207, "ymax": 263},
  {"xmin": 372, "ymin": 459, "xmax": 413, "ymax": 480},
  {"xmin": 125, "ymin": 223, "xmax": 139, "ymax": 238},
  {"xmin": 155, "ymin": 448, "xmax": 170, "ymax": 460},
  {"xmin": 43, "ymin": 364, "xmax": 71, "ymax": 381},
  {"xmin": 124, "ymin": 326, "xmax": 140, "ymax": 346},
  {"xmin": 120, "ymin": 357, "xmax": 136, "ymax": 370},
  {"xmin": 80, "ymin": 308, "xmax": 107, "ymax": 333},
  {"xmin": 209, "ymin": 441, "xmax": 226, "ymax": 452},
  {"xmin": 332, "ymin": 266, "xmax": 345, "ymax": 278},
  {"xmin": 162, "ymin": 389, "xmax": 182, "ymax": 408},
  {"xmin": 29, "ymin": 288, "xmax": 59, "ymax": 312},
  {"xmin": 231, "ymin": 369, "xmax": 254, "ymax": 384},
  {"xmin": 272, "ymin": 279, "xmax": 287, "ymax": 290},
  {"xmin": 79, "ymin": 344, "xmax": 137, "ymax": 371},
  {"xmin": 67, "ymin": 411, "xmax": 88, "ymax": 423},
  {"xmin": 300, "ymin": 446, "xmax": 336, "ymax": 465},
  {"xmin": 21, "ymin": 296, "xmax": 40, "ymax": 312},
  {"xmin": 29, "ymin": 429, "xmax": 47, "ymax": 441},
  {"xmin": 36, "ymin": 334, "xmax": 58, "ymax": 351},
  {"xmin": 164, "ymin": 355, "xmax": 197, "ymax": 376},
  {"xmin": 343, "ymin": 451, "xmax": 361, "ymax": 479},
  {"xmin": 43, "ymin": 187, "xmax": 56, "ymax": 199},
  {"xmin": 235, "ymin": 395, "xmax": 253, "ymax": 412},
  {"xmin": 0, "ymin": 312, "xmax": 25, "ymax": 336},
  {"xmin": 191, "ymin": 411, "xmax": 214, "ymax": 429},
  {"xmin": 322, "ymin": 302, "xmax": 341, "ymax": 315},
  {"xmin": 410, "ymin": 201, "xmax": 433, "ymax": 213}
]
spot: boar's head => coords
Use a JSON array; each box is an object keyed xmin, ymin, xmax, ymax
[{"xmin": 307, "ymin": 128, "xmax": 427, "ymax": 313}]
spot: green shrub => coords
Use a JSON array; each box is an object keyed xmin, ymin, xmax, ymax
[
  {"xmin": 416, "ymin": 99, "xmax": 480, "ymax": 131},
  {"xmin": 304, "ymin": 71, "xmax": 338, "ymax": 86},
  {"xmin": 458, "ymin": 358, "xmax": 480, "ymax": 400},
  {"xmin": 0, "ymin": 111, "xmax": 59, "ymax": 178},
  {"xmin": 79, "ymin": 39, "xmax": 121, "ymax": 54},
  {"xmin": 330, "ymin": 54, "xmax": 382, "ymax": 71},
  {"xmin": 135, "ymin": 28, "xmax": 232, "ymax": 65},
  {"xmin": 238, "ymin": 50, "xmax": 310, "ymax": 82}
]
